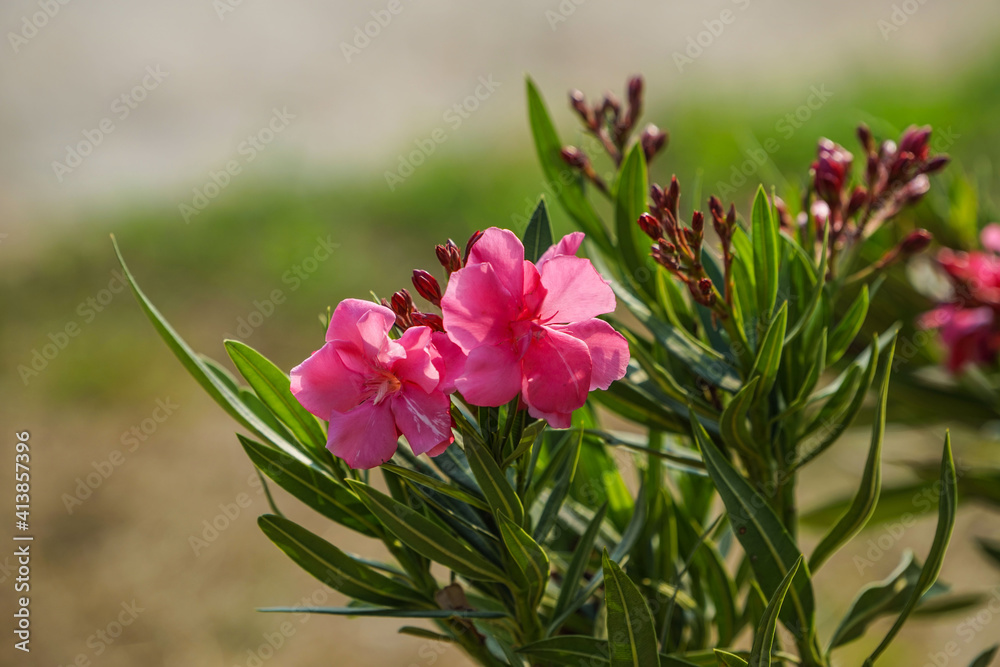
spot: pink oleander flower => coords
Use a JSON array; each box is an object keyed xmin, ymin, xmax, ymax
[
  {"xmin": 441, "ymin": 227, "xmax": 630, "ymax": 428},
  {"xmin": 920, "ymin": 224, "xmax": 1000, "ymax": 373},
  {"xmin": 290, "ymin": 299, "xmax": 454, "ymax": 469}
]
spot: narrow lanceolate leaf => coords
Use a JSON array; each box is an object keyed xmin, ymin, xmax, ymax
[
  {"xmin": 751, "ymin": 186, "xmax": 780, "ymax": 319},
  {"xmin": 715, "ymin": 650, "xmax": 749, "ymax": 666},
  {"xmin": 829, "ymin": 550, "xmax": 928, "ymax": 649},
  {"xmin": 258, "ymin": 515, "xmax": 426, "ymax": 606},
  {"xmin": 720, "ymin": 377, "xmax": 761, "ymax": 461},
  {"xmin": 523, "ymin": 197, "xmax": 554, "ymax": 263},
  {"xmin": 525, "ymin": 76, "xmax": 611, "ymax": 249},
  {"xmin": 552, "ymin": 503, "xmax": 607, "ymax": 623},
  {"xmin": 518, "ymin": 636, "xmax": 610, "ymax": 665},
  {"xmin": 603, "ymin": 549, "xmax": 661, "ymax": 667},
  {"xmin": 809, "ymin": 337, "xmax": 896, "ymax": 572},
  {"xmin": 533, "ymin": 428, "xmax": 583, "ymax": 542},
  {"xmin": 863, "ymin": 433, "xmax": 958, "ymax": 667},
  {"xmin": 111, "ymin": 236, "xmax": 315, "ymax": 468},
  {"xmin": 347, "ymin": 480, "xmax": 507, "ymax": 582},
  {"xmin": 749, "ymin": 556, "xmax": 802, "ymax": 667},
  {"xmin": 258, "ymin": 607, "xmax": 506, "ymax": 619},
  {"xmin": 498, "ymin": 513, "xmax": 550, "ymax": 608},
  {"xmin": 615, "ymin": 144, "xmax": 652, "ymax": 295},
  {"xmin": 827, "ymin": 284, "xmax": 870, "ymax": 365},
  {"xmin": 749, "ymin": 303, "xmax": 787, "ymax": 403},
  {"xmin": 380, "ymin": 463, "xmax": 490, "ymax": 511},
  {"xmin": 225, "ymin": 340, "xmax": 327, "ymax": 454},
  {"xmin": 240, "ymin": 436, "xmax": 380, "ymax": 537},
  {"xmin": 693, "ymin": 419, "xmax": 817, "ymax": 653},
  {"xmin": 970, "ymin": 646, "xmax": 999, "ymax": 667},
  {"xmin": 465, "ymin": 438, "xmax": 524, "ymax": 525}
]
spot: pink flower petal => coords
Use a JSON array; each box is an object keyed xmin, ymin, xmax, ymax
[
  {"xmin": 391, "ymin": 386, "xmax": 454, "ymax": 456},
  {"xmin": 290, "ymin": 343, "xmax": 363, "ymax": 417},
  {"xmin": 982, "ymin": 223, "xmax": 1000, "ymax": 254},
  {"xmin": 327, "ymin": 401, "xmax": 399, "ymax": 469},
  {"xmin": 466, "ymin": 227, "xmax": 526, "ymax": 298},
  {"xmin": 326, "ymin": 299, "xmax": 397, "ymax": 357},
  {"xmin": 521, "ymin": 325, "xmax": 592, "ymax": 418},
  {"xmin": 430, "ymin": 331, "xmax": 467, "ymax": 394},
  {"xmin": 537, "ymin": 255, "xmax": 617, "ymax": 324},
  {"xmin": 441, "ymin": 263, "xmax": 519, "ymax": 350},
  {"xmin": 536, "ymin": 231, "xmax": 585, "ymax": 269},
  {"xmin": 391, "ymin": 326, "xmax": 439, "ymax": 393},
  {"xmin": 454, "ymin": 342, "xmax": 523, "ymax": 407},
  {"xmin": 554, "ymin": 319, "xmax": 630, "ymax": 390},
  {"xmin": 525, "ymin": 407, "xmax": 573, "ymax": 429}
]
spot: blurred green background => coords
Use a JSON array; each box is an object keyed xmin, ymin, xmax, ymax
[{"xmin": 3, "ymin": 1, "xmax": 1000, "ymax": 665}]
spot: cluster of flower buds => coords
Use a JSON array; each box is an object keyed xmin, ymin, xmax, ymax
[
  {"xmin": 808, "ymin": 124, "xmax": 949, "ymax": 247},
  {"xmin": 385, "ymin": 230, "xmax": 485, "ymax": 332},
  {"xmin": 560, "ymin": 76, "xmax": 669, "ymax": 194},
  {"xmin": 639, "ymin": 176, "xmax": 733, "ymax": 312}
]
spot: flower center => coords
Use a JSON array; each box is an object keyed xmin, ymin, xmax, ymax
[{"xmin": 363, "ymin": 367, "xmax": 402, "ymax": 405}]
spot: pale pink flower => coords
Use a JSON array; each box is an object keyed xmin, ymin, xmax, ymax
[
  {"xmin": 441, "ymin": 227, "xmax": 629, "ymax": 428},
  {"xmin": 290, "ymin": 299, "xmax": 454, "ymax": 469}
]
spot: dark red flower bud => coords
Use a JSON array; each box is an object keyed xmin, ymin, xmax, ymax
[
  {"xmin": 410, "ymin": 312, "xmax": 445, "ymax": 332},
  {"xmin": 435, "ymin": 240, "xmax": 462, "ymax": 274},
  {"xmin": 640, "ymin": 124, "xmax": 668, "ymax": 162},
  {"xmin": 900, "ymin": 229, "xmax": 933, "ymax": 255},
  {"xmin": 463, "ymin": 230, "xmax": 484, "ymax": 262},
  {"xmin": 847, "ymin": 186, "xmax": 868, "ymax": 218},
  {"xmin": 898, "ymin": 174, "xmax": 930, "ymax": 204},
  {"xmin": 812, "ymin": 138, "xmax": 853, "ymax": 204},
  {"xmin": 922, "ymin": 155, "xmax": 951, "ymax": 175},
  {"xmin": 650, "ymin": 183, "xmax": 666, "ymax": 210},
  {"xmin": 652, "ymin": 244, "xmax": 679, "ymax": 270},
  {"xmin": 727, "ymin": 204, "xmax": 736, "ymax": 227},
  {"xmin": 691, "ymin": 211, "xmax": 704, "ymax": 234},
  {"xmin": 899, "ymin": 125, "xmax": 932, "ymax": 162},
  {"xmin": 569, "ymin": 89, "xmax": 593, "ymax": 127},
  {"xmin": 698, "ymin": 278, "xmax": 713, "ymax": 295},
  {"xmin": 411, "ymin": 269, "xmax": 442, "ymax": 306},
  {"xmin": 857, "ymin": 124, "xmax": 874, "ymax": 154},
  {"xmin": 637, "ymin": 212, "xmax": 663, "ymax": 240},
  {"xmin": 627, "ymin": 76, "xmax": 643, "ymax": 112},
  {"xmin": 665, "ymin": 176, "xmax": 680, "ymax": 218},
  {"xmin": 683, "ymin": 227, "xmax": 697, "ymax": 245},
  {"xmin": 560, "ymin": 146, "xmax": 589, "ymax": 169},
  {"xmin": 390, "ymin": 289, "xmax": 414, "ymax": 329}
]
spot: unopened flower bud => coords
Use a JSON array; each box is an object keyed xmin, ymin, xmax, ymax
[
  {"xmin": 900, "ymin": 229, "xmax": 933, "ymax": 255},
  {"xmin": 665, "ymin": 176, "xmax": 680, "ymax": 217},
  {"xmin": 847, "ymin": 187, "xmax": 868, "ymax": 218},
  {"xmin": 923, "ymin": 155, "xmax": 951, "ymax": 175},
  {"xmin": 637, "ymin": 212, "xmax": 663, "ymax": 240},
  {"xmin": 698, "ymin": 278, "xmax": 713, "ymax": 295},
  {"xmin": 390, "ymin": 289, "xmax": 414, "ymax": 329},
  {"xmin": 857, "ymin": 124, "xmax": 874, "ymax": 154},
  {"xmin": 435, "ymin": 240, "xmax": 462, "ymax": 274},
  {"xmin": 410, "ymin": 312, "xmax": 445, "ymax": 332},
  {"xmin": 691, "ymin": 211, "xmax": 704, "ymax": 234},
  {"xmin": 650, "ymin": 183, "xmax": 666, "ymax": 210},
  {"xmin": 569, "ymin": 89, "xmax": 592, "ymax": 127},
  {"xmin": 899, "ymin": 125, "xmax": 932, "ymax": 162},
  {"xmin": 898, "ymin": 174, "xmax": 930, "ymax": 203},
  {"xmin": 560, "ymin": 146, "xmax": 589, "ymax": 169},
  {"xmin": 464, "ymin": 230, "xmax": 484, "ymax": 262},
  {"xmin": 640, "ymin": 124, "xmax": 667, "ymax": 162},
  {"xmin": 627, "ymin": 76, "xmax": 643, "ymax": 112},
  {"xmin": 411, "ymin": 269, "xmax": 442, "ymax": 306}
]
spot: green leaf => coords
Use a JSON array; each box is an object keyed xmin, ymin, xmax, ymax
[
  {"xmin": 464, "ymin": 438, "xmax": 524, "ymax": 525},
  {"xmin": 809, "ymin": 336, "xmax": 896, "ymax": 571},
  {"xmin": 518, "ymin": 636, "xmax": 609, "ymax": 665},
  {"xmin": 525, "ymin": 76, "xmax": 611, "ymax": 249},
  {"xmin": 720, "ymin": 378, "xmax": 761, "ymax": 462},
  {"xmin": 258, "ymin": 607, "xmax": 506, "ymax": 619},
  {"xmin": 533, "ymin": 429, "xmax": 583, "ymax": 542},
  {"xmin": 523, "ymin": 197, "xmax": 554, "ymax": 263},
  {"xmin": 863, "ymin": 433, "xmax": 959, "ymax": 666},
  {"xmin": 970, "ymin": 646, "xmax": 999, "ymax": 667},
  {"xmin": 603, "ymin": 549, "xmax": 661, "ymax": 667},
  {"xmin": 225, "ymin": 340, "xmax": 327, "ymax": 454},
  {"xmin": 827, "ymin": 285, "xmax": 870, "ymax": 365},
  {"xmin": 240, "ymin": 436, "xmax": 380, "ymax": 537},
  {"xmin": 751, "ymin": 186, "xmax": 779, "ymax": 319},
  {"xmin": 111, "ymin": 236, "xmax": 313, "ymax": 467},
  {"xmin": 552, "ymin": 503, "xmax": 607, "ymax": 622},
  {"xmin": 715, "ymin": 650, "xmax": 749, "ymax": 666},
  {"xmin": 348, "ymin": 480, "xmax": 508, "ymax": 582},
  {"xmin": 258, "ymin": 515, "xmax": 426, "ymax": 606},
  {"xmin": 380, "ymin": 463, "xmax": 491, "ymax": 511},
  {"xmin": 829, "ymin": 550, "xmax": 931, "ymax": 649},
  {"xmin": 693, "ymin": 419, "xmax": 818, "ymax": 654},
  {"xmin": 498, "ymin": 513, "xmax": 550, "ymax": 608},
  {"xmin": 615, "ymin": 143, "xmax": 652, "ymax": 295},
  {"xmin": 785, "ymin": 222, "xmax": 828, "ymax": 345},
  {"xmin": 749, "ymin": 303, "xmax": 788, "ymax": 403},
  {"xmin": 749, "ymin": 556, "xmax": 801, "ymax": 667}
]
